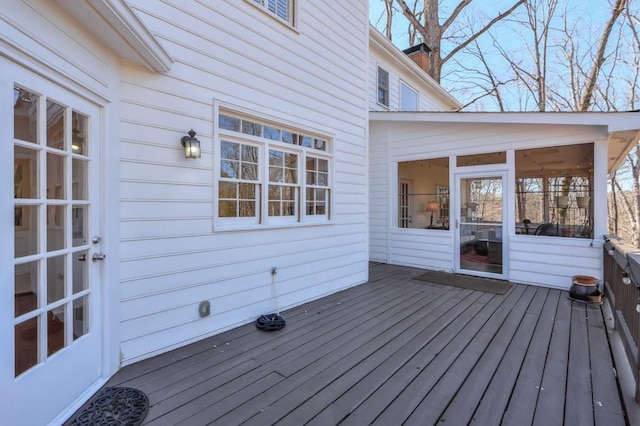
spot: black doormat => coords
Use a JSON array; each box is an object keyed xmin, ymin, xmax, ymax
[
  {"xmin": 413, "ymin": 270, "xmax": 512, "ymax": 295},
  {"xmin": 64, "ymin": 387, "xmax": 149, "ymax": 426}
]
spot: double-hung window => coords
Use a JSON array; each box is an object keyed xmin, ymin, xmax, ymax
[
  {"xmin": 252, "ymin": 0, "xmax": 293, "ymax": 24},
  {"xmin": 216, "ymin": 110, "xmax": 332, "ymax": 229},
  {"xmin": 377, "ymin": 67, "xmax": 390, "ymax": 108}
]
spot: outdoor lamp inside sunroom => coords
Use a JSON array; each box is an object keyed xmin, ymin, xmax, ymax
[{"xmin": 181, "ymin": 129, "xmax": 201, "ymax": 159}]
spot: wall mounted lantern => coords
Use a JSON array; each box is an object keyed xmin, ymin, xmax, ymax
[{"xmin": 181, "ymin": 129, "xmax": 201, "ymax": 159}]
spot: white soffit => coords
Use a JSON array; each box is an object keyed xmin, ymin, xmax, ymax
[
  {"xmin": 371, "ymin": 111, "xmax": 640, "ymax": 174},
  {"xmin": 54, "ymin": 0, "xmax": 172, "ymax": 73}
]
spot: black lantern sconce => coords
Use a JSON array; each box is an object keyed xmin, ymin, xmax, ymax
[{"xmin": 181, "ymin": 129, "xmax": 201, "ymax": 159}]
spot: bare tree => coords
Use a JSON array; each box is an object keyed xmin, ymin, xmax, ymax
[{"xmin": 384, "ymin": 0, "xmax": 526, "ymax": 82}]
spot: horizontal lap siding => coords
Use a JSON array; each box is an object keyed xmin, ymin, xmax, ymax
[
  {"xmin": 120, "ymin": 0, "xmax": 369, "ymax": 363},
  {"xmin": 509, "ymin": 237, "xmax": 602, "ymax": 288},
  {"xmin": 370, "ymin": 121, "xmax": 604, "ymax": 284},
  {"xmin": 0, "ymin": 1, "xmax": 113, "ymax": 98}
]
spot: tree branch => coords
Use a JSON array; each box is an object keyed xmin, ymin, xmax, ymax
[
  {"xmin": 443, "ymin": 0, "xmax": 526, "ymax": 64},
  {"xmin": 442, "ymin": 0, "xmax": 473, "ymax": 33}
]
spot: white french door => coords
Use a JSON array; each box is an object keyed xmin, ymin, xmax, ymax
[
  {"xmin": 455, "ymin": 171, "xmax": 507, "ymax": 279},
  {"xmin": 1, "ymin": 61, "xmax": 104, "ymax": 425}
]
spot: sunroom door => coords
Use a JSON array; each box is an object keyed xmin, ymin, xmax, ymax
[
  {"xmin": 455, "ymin": 172, "xmax": 507, "ymax": 279},
  {"xmin": 1, "ymin": 62, "xmax": 104, "ymax": 425}
]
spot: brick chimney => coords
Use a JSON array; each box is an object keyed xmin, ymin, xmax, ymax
[{"xmin": 403, "ymin": 43, "xmax": 431, "ymax": 75}]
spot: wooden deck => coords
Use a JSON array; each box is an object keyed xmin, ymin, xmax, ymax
[{"xmin": 106, "ymin": 263, "xmax": 626, "ymax": 425}]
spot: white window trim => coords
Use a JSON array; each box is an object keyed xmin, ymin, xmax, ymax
[
  {"xmin": 245, "ymin": 0, "xmax": 299, "ymax": 32},
  {"xmin": 213, "ymin": 102, "xmax": 333, "ymax": 232},
  {"xmin": 377, "ymin": 66, "xmax": 390, "ymax": 109},
  {"xmin": 399, "ymin": 80, "xmax": 419, "ymax": 111}
]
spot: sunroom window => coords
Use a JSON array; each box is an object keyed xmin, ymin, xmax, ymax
[
  {"xmin": 216, "ymin": 111, "xmax": 331, "ymax": 229},
  {"xmin": 515, "ymin": 143, "xmax": 593, "ymax": 238},
  {"xmin": 397, "ymin": 158, "xmax": 450, "ymax": 229}
]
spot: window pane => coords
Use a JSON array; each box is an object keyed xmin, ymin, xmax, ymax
[
  {"xmin": 264, "ymin": 126, "xmax": 281, "ymax": 141},
  {"xmin": 15, "ymin": 316, "xmax": 38, "ymax": 376},
  {"xmin": 301, "ymin": 136, "xmax": 313, "ymax": 148},
  {"xmin": 318, "ymin": 172, "xmax": 328, "ymax": 186},
  {"xmin": 72, "ymin": 250, "xmax": 89, "ymax": 293},
  {"xmin": 242, "ymin": 145, "xmax": 258, "ymax": 162},
  {"xmin": 219, "ymin": 181, "xmax": 237, "ymax": 198},
  {"xmin": 318, "ymin": 159, "xmax": 328, "ymax": 172},
  {"xmin": 47, "ymin": 153, "xmax": 65, "ymax": 199},
  {"xmin": 314, "ymin": 139, "xmax": 326, "ymax": 151},
  {"xmin": 269, "ymin": 185, "xmax": 281, "ymax": 200},
  {"xmin": 15, "ymin": 146, "xmax": 38, "ymax": 199},
  {"xmin": 72, "ymin": 111, "xmax": 88, "ymax": 155},
  {"xmin": 47, "ymin": 308, "xmax": 65, "ymax": 356},
  {"xmin": 15, "ymin": 262, "xmax": 39, "ymax": 317},
  {"xmin": 269, "ymin": 150, "xmax": 283, "ymax": 166},
  {"xmin": 46, "ymin": 101, "xmax": 65, "ymax": 149},
  {"xmin": 400, "ymin": 82, "xmax": 418, "ymax": 111},
  {"xmin": 242, "ymin": 120, "xmax": 262, "ymax": 136},
  {"xmin": 242, "ymin": 163, "xmax": 258, "ymax": 180},
  {"xmin": 306, "ymin": 157, "xmax": 316, "ymax": 171},
  {"xmin": 14, "ymin": 87, "xmax": 39, "ymax": 144},
  {"xmin": 73, "ymin": 296, "xmax": 89, "ymax": 340},
  {"xmin": 239, "ymin": 201, "xmax": 256, "ymax": 217},
  {"xmin": 269, "ymin": 167, "xmax": 283, "ymax": 183},
  {"xmin": 15, "ymin": 205, "xmax": 38, "ymax": 257},
  {"xmin": 221, "ymin": 160, "xmax": 239, "ymax": 178},
  {"xmin": 221, "ymin": 141, "xmax": 239, "ymax": 160},
  {"xmin": 269, "ymin": 201, "xmax": 281, "ymax": 216},
  {"xmin": 283, "ymin": 186, "xmax": 295, "ymax": 200},
  {"xmin": 47, "ymin": 255, "xmax": 66, "ymax": 304},
  {"xmin": 47, "ymin": 205, "xmax": 66, "ymax": 251},
  {"xmin": 282, "ymin": 131, "xmax": 297, "ymax": 144},
  {"xmin": 72, "ymin": 159, "xmax": 88, "ymax": 200},
  {"xmin": 72, "ymin": 205, "xmax": 87, "ymax": 247},
  {"xmin": 219, "ymin": 114, "xmax": 241, "ymax": 131},
  {"xmin": 219, "ymin": 201, "xmax": 237, "ymax": 217},
  {"xmin": 239, "ymin": 183, "xmax": 256, "ymax": 200},
  {"xmin": 307, "ymin": 171, "xmax": 316, "ymax": 185}
]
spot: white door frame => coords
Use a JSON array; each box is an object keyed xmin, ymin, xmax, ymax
[
  {"xmin": 454, "ymin": 169, "xmax": 508, "ymax": 280},
  {"xmin": 1, "ymin": 57, "xmax": 118, "ymax": 426}
]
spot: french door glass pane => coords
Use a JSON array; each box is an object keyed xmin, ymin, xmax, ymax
[
  {"xmin": 15, "ymin": 316, "xmax": 38, "ymax": 376},
  {"xmin": 14, "ymin": 88, "xmax": 39, "ymax": 143}
]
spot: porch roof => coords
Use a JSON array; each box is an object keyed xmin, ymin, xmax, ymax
[
  {"xmin": 371, "ymin": 111, "xmax": 640, "ymax": 173},
  {"xmin": 101, "ymin": 263, "xmax": 631, "ymax": 425}
]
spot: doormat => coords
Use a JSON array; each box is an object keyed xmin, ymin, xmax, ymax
[
  {"xmin": 413, "ymin": 270, "xmax": 512, "ymax": 295},
  {"xmin": 64, "ymin": 387, "xmax": 149, "ymax": 426}
]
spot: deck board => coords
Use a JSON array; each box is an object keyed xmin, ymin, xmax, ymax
[{"xmin": 99, "ymin": 263, "xmax": 628, "ymax": 426}]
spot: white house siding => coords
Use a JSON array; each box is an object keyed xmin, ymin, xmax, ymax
[
  {"xmin": 118, "ymin": 0, "xmax": 369, "ymax": 363},
  {"xmin": 370, "ymin": 119, "xmax": 608, "ymax": 289}
]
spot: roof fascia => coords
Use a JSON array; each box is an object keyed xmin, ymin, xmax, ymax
[
  {"xmin": 54, "ymin": 0, "xmax": 173, "ymax": 73},
  {"xmin": 370, "ymin": 111, "xmax": 640, "ymax": 131}
]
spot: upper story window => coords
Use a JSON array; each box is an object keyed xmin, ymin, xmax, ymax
[
  {"xmin": 377, "ymin": 67, "xmax": 390, "ymax": 108},
  {"xmin": 252, "ymin": 0, "xmax": 293, "ymax": 24},
  {"xmin": 216, "ymin": 110, "xmax": 332, "ymax": 230},
  {"xmin": 400, "ymin": 81, "xmax": 418, "ymax": 111}
]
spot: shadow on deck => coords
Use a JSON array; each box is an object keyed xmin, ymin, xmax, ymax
[{"xmin": 105, "ymin": 262, "xmax": 627, "ymax": 425}]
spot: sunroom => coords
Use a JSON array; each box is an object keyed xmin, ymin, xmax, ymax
[{"xmin": 369, "ymin": 111, "xmax": 640, "ymax": 289}]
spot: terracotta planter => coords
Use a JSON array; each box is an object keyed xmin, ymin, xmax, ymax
[{"xmin": 569, "ymin": 275, "xmax": 601, "ymax": 304}]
